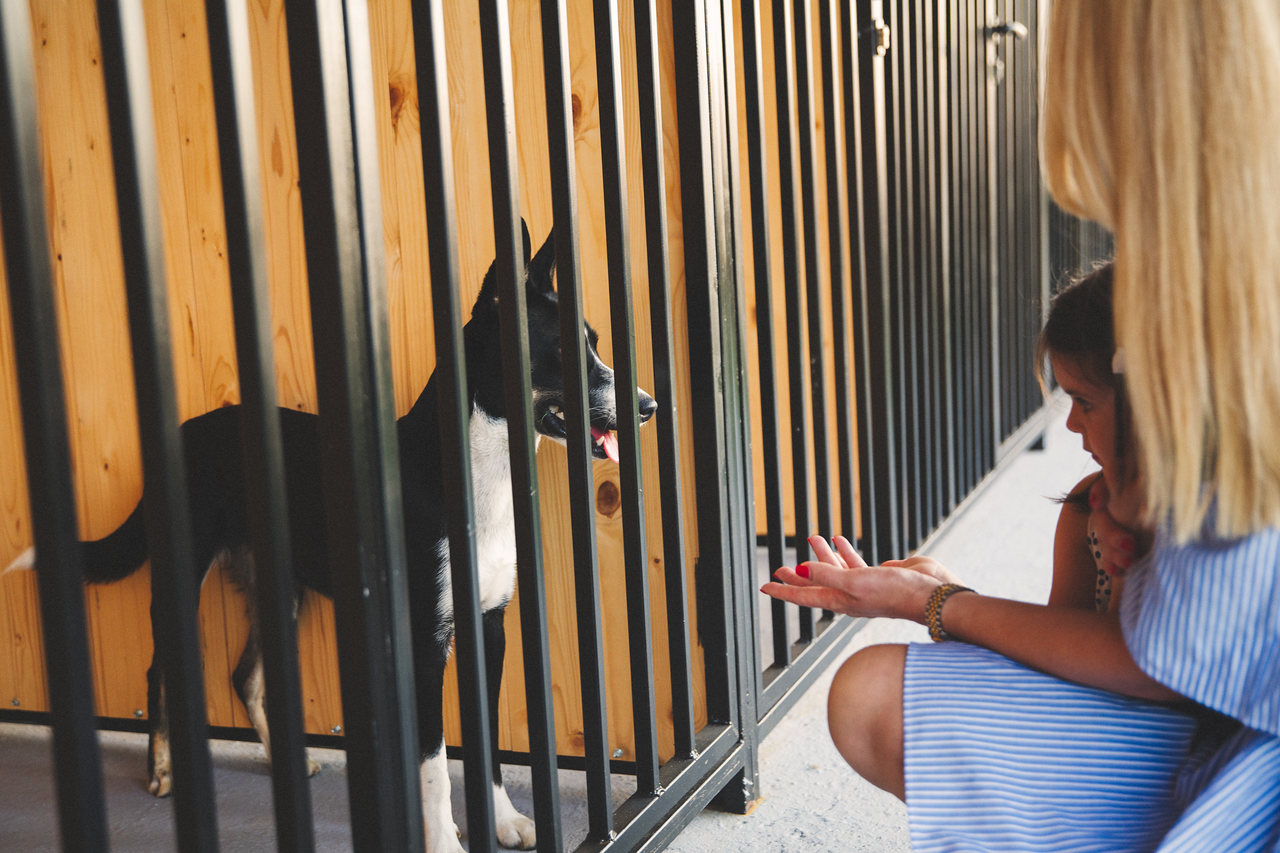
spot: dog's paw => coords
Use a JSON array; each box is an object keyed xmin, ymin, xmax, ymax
[
  {"xmin": 306, "ymin": 756, "xmax": 321, "ymax": 777},
  {"xmin": 147, "ymin": 769, "xmax": 172, "ymax": 798},
  {"xmin": 496, "ymin": 812, "xmax": 536, "ymax": 850},
  {"xmin": 493, "ymin": 784, "xmax": 536, "ymax": 850}
]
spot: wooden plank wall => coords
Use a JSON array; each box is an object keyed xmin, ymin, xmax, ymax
[
  {"xmin": 0, "ymin": 0, "xmax": 708, "ymax": 764},
  {"xmin": 731, "ymin": 1, "xmax": 860, "ymax": 541}
]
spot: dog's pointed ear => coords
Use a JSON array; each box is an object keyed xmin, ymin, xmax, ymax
[
  {"xmin": 475, "ymin": 223, "xmax": 528, "ymax": 313},
  {"xmin": 527, "ymin": 228, "xmax": 556, "ymax": 295},
  {"xmin": 476, "ymin": 261, "xmax": 499, "ymax": 310}
]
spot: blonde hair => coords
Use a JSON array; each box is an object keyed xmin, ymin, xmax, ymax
[{"xmin": 1042, "ymin": 0, "xmax": 1280, "ymax": 542}]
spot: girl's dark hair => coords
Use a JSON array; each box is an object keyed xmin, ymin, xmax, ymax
[
  {"xmin": 1036, "ymin": 260, "xmax": 1117, "ymax": 394},
  {"xmin": 1038, "ymin": 260, "xmax": 1131, "ymax": 501}
]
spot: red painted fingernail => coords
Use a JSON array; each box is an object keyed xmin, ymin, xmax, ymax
[
  {"xmin": 1119, "ymin": 554, "xmax": 1133, "ymax": 569},
  {"xmin": 1089, "ymin": 490, "xmax": 1102, "ymax": 509},
  {"xmin": 796, "ymin": 564, "xmax": 810, "ymax": 579}
]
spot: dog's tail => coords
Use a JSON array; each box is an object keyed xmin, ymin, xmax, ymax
[{"xmin": 3, "ymin": 502, "xmax": 148, "ymax": 584}]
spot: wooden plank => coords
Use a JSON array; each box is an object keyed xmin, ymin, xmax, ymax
[
  {"xmin": 735, "ymin": 0, "xmax": 857, "ymax": 542},
  {"xmin": 0, "ymin": 249, "xmax": 48, "ymax": 715},
  {"xmin": 243, "ymin": 0, "xmax": 343, "ymax": 735},
  {"xmin": 25, "ymin": 0, "xmax": 150, "ymax": 723},
  {"xmin": 142, "ymin": 0, "xmax": 243, "ymax": 730}
]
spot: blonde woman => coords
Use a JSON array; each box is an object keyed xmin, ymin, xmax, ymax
[{"xmin": 762, "ymin": 2, "xmax": 1280, "ymax": 850}]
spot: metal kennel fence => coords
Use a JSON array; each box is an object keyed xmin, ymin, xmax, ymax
[{"xmin": 0, "ymin": 0, "xmax": 1106, "ymax": 851}]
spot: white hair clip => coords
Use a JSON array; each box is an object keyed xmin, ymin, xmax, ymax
[{"xmin": 1112, "ymin": 347, "xmax": 1127, "ymax": 375}]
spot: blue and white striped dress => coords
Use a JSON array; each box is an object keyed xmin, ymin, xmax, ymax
[{"xmin": 902, "ymin": 525, "xmax": 1280, "ymax": 852}]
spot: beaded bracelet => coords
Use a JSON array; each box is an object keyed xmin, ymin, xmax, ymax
[{"xmin": 925, "ymin": 583, "xmax": 974, "ymax": 641}]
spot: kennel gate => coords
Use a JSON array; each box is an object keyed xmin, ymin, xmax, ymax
[{"xmin": 0, "ymin": 0, "xmax": 1090, "ymax": 850}]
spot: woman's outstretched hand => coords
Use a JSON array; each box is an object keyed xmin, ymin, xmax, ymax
[{"xmin": 760, "ymin": 534, "xmax": 963, "ymax": 623}]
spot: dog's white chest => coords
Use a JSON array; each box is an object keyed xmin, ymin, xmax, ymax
[{"xmin": 434, "ymin": 411, "xmax": 525, "ymax": 629}]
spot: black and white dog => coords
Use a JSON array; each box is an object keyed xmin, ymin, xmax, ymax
[{"xmin": 7, "ymin": 224, "xmax": 656, "ymax": 852}]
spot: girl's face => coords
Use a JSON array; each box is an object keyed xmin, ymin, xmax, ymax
[{"xmin": 1053, "ymin": 353, "xmax": 1121, "ymax": 489}]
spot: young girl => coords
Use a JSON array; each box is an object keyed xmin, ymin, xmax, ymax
[{"xmin": 1038, "ymin": 261, "xmax": 1142, "ymax": 615}]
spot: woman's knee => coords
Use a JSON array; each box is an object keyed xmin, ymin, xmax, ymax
[{"xmin": 827, "ymin": 644, "xmax": 906, "ymax": 797}]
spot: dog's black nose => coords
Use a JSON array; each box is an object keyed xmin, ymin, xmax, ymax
[{"xmin": 637, "ymin": 391, "xmax": 658, "ymax": 423}]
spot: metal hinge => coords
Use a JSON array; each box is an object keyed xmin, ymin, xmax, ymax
[{"xmin": 861, "ymin": 17, "xmax": 891, "ymax": 57}]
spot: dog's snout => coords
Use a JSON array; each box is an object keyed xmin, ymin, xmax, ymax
[{"xmin": 637, "ymin": 391, "xmax": 658, "ymax": 423}]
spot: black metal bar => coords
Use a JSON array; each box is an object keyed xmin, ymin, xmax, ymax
[
  {"xmin": 909, "ymin": 0, "xmax": 939, "ymax": 538},
  {"xmin": 711, "ymin": 0, "xmax": 762, "ymax": 813},
  {"xmin": 891, "ymin": 0, "xmax": 924, "ymax": 550},
  {"xmin": 770, "ymin": 0, "xmax": 816, "ymax": 639},
  {"xmin": 477, "ymin": 2, "xmax": 561, "ymax": 852},
  {"xmin": 879, "ymin": 0, "xmax": 909, "ymax": 557},
  {"xmin": 592, "ymin": 0, "xmax": 661, "ymax": 798},
  {"xmin": 970, "ymin": 0, "xmax": 985, "ymax": 480},
  {"xmin": 203, "ymin": 0, "xmax": 315, "ymax": 849},
  {"xmin": 906, "ymin": 0, "xmax": 928, "ymax": 544},
  {"xmin": 1024, "ymin": 0, "xmax": 1044, "ymax": 424},
  {"xmin": 282, "ymin": 0, "xmax": 424, "ymax": 849},
  {"xmin": 95, "ymin": 1, "xmax": 220, "ymax": 848},
  {"xmin": 1024, "ymin": 0, "xmax": 1044, "ymax": 417},
  {"xmin": 738, "ymin": 0, "xmax": 790, "ymax": 670},
  {"xmin": 900, "ymin": 0, "xmax": 924, "ymax": 541},
  {"xmin": 1020, "ymin": 0, "xmax": 1033, "ymax": 427},
  {"xmin": 672, "ymin": 0, "xmax": 739, "ymax": 746},
  {"xmin": 977, "ymin": 0, "xmax": 995, "ymax": 474},
  {"xmin": 957, "ymin": 0, "xmax": 972, "ymax": 491},
  {"xmin": 537, "ymin": 0, "xmax": 611, "ymax": 842},
  {"xmin": 840, "ymin": 2, "xmax": 881, "ymax": 564},
  {"xmin": 1002, "ymin": 0, "xmax": 1017, "ymax": 432},
  {"xmin": 791, "ymin": 0, "xmax": 833, "ymax": 545},
  {"xmin": 1015, "ymin": 0, "xmax": 1032, "ymax": 428},
  {"xmin": 974, "ymin": 0, "xmax": 990, "ymax": 471},
  {"xmin": 930, "ymin": 0, "xmax": 958, "ymax": 516},
  {"xmin": 816, "ymin": 0, "xmax": 857, "ymax": 544},
  {"xmin": 409, "ymin": 1, "xmax": 527, "ymax": 851},
  {"xmin": 852, "ymin": 0, "xmax": 900, "ymax": 564},
  {"xmin": 947, "ymin": 0, "xmax": 967, "ymax": 498},
  {"xmin": 633, "ymin": 0, "xmax": 697, "ymax": 761},
  {"xmin": 1022, "ymin": 0, "xmax": 1038, "ymax": 421},
  {"xmin": 0, "ymin": 4, "xmax": 108, "ymax": 850},
  {"xmin": 914, "ymin": 0, "xmax": 937, "ymax": 530},
  {"xmin": 996, "ymin": 0, "xmax": 1013, "ymax": 444}
]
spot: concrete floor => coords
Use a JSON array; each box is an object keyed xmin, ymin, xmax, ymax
[{"xmin": 0, "ymin": 395, "xmax": 1090, "ymax": 852}]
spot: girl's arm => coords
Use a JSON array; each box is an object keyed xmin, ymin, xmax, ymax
[
  {"xmin": 1049, "ymin": 475, "xmax": 1101, "ymax": 610},
  {"xmin": 762, "ymin": 535, "xmax": 1182, "ymax": 702}
]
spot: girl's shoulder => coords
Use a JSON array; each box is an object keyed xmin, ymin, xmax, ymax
[{"xmin": 1061, "ymin": 471, "xmax": 1102, "ymax": 514}]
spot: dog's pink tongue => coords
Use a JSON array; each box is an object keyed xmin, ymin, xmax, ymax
[{"xmin": 591, "ymin": 426, "xmax": 620, "ymax": 463}]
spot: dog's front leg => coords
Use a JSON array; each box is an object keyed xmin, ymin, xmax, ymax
[
  {"xmin": 484, "ymin": 607, "xmax": 536, "ymax": 850},
  {"xmin": 420, "ymin": 746, "xmax": 463, "ymax": 853},
  {"xmin": 417, "ymin": 629, "xmax": 465, "ymax": 853}
]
